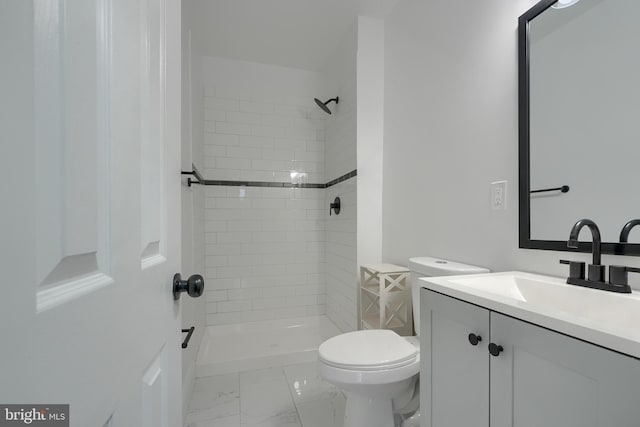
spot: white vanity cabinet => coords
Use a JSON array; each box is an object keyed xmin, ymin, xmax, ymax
[
  {"xmin": 420, "ymin": 288, "xmax": 490, "ymax": 427},
  {"xmin": 420, "ymin": 289, "xmax": 640, "ymax": 427}
]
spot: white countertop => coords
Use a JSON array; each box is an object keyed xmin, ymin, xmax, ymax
[{"xmin": 420, "ymin": 271, "xmax": 640, "ymax": 359}]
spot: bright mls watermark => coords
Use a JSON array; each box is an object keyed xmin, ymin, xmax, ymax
[{"xmin": 0, "ymin": 405, "xmax": 69, "ymax": 426}]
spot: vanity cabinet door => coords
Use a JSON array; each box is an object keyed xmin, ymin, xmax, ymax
[
  {"xmin": 420, "ymin": 289, "xmax": 490, "ymax": 427},
  {"xmin": 490, "ymin": 313, "xmax": 640, "ymax": 427}
]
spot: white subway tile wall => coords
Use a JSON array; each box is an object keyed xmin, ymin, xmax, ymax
[
  {"xmin": 202, "ymin": 57, "xmax": 327, "ymax": 185},
  {"xmin": 325, "ymin": 179, "xmax": 358, "ymax": 332},
  {"xmin": 202, "ymin": 102, "xmax": 326, "ymax": 183},
  {"xmin": 324, "ymin": 28, "xmax": 359, "ymax": 332},
  {"xmin": 200, "ymin": 55, "xmax": 357, "ymax": 328},
  {"xmin": 325, "ymin": 91, "xmax": 356, "ymax": 182},
  {"xmin": 193, "ymin": 185, "xmax": 206, "ymax": 283},
  {"xmin": 204, "ymin": 186, "xmax": 326, "ymax": 325},
  {"xmin": 324, "ymin": 24, "xmax": 357, "ymax": 182}
]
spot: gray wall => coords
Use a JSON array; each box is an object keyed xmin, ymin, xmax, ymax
[
  {"xmin": 325, "ymin": 22, "xmax": 359, "ymax": 332},
  {"xmin": 382, "ymin": 0, "xmax": 640, "ymax": 288}
]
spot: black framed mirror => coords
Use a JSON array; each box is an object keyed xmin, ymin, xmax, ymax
[{"xmin": 518, "ymin": 0, "xmax": 640, "ymax": 256}]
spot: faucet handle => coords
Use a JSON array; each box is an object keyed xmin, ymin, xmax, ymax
[
  {"xmin": 560, "ymin": 260, "xmax": 585, "ymax": 280},
  {"xmin": 609, "ymin": 265, "xmax": 640, "ymax": 290}
]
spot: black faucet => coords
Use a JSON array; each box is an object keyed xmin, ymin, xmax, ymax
[
  {"xmin": 619, "ymin": 219, "xmax": 640, "ymax": 243},
  {"xmin": 560, "ymin": 219, "xmax": 632, "ymax": 293},
  {"xmin": 567, "ymin": 219, "xmax": 602, "ymax": 269}
]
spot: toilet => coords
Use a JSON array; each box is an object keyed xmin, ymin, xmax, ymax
[{"xmin": 318, "ymin": 257, "xmax": 489, "ymax": 427}]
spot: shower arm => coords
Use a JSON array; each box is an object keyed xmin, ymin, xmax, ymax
[{"xmin": 314, "ymin": 96, "xmax": 339, "ymax": 114}]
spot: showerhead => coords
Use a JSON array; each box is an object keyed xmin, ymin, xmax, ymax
[
  {"xmin": 314, "ymin": 97, "xmax": 339, "ymax": 115},
  {"xmin": 314, "ymin": 98, "xmax": 331, "ymax": 114}
]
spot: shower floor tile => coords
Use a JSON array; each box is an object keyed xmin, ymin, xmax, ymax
[{"xmin": 186, "ymin": 362, "xmax": 345, "ymax": 427}]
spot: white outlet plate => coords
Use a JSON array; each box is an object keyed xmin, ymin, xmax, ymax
[{"xmin": 491, "ymin": 181, "xmax": 507, "ymax": 210}]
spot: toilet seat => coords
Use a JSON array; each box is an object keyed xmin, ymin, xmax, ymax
[{"xmin": 319, "ymin": 329, "xmax": 417, "ymax": 371}]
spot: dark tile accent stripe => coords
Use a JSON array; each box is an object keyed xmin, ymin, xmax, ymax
[
  {"xmin": 193, "ymin": 169, "xmax": 358, "ymax": 189},
  {"xmin": 324, "ymin": 169, "xmax": 357, "ymax": 188},
  {"xmin": 191, "ymin": 164, "xmax": 204, "ymax": 182},
  {"xmin": 202, "ymin": 180, "xmax": 325, "ymax": 189}
]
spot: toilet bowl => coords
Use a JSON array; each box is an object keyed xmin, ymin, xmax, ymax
[
  {"xmin": 319, "ymin": 257, "xmax": 489, "ymax": 427},
  {"xmin": 318, "ymin": 329, "xmax": 420, "ymax": 427}
]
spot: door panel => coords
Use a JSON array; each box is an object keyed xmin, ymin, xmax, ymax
[
  {"xmin": 34, "ymin": 0, "xmax": 113, "ymax": 312},
  {"xmin": 140, "ymin": 0, "xmax": 166, "ymax": 266},
  {"xmin": 0, "ymin": 0, "xmax": 182, "ymax": 425},
  {"xmin": 491, "ymin": 313, "xmax": 640, "ymax": 427},
  {"xmin": 142, "ymin": 345, "xmax": 169, "ymax": 427},
  {"xmin": 420, "ymin": 290, "xmax": 490, "ymax": 427}
]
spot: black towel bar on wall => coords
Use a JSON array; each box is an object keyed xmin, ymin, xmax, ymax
[
  {"xmin": 187, "ymin": 177, "xmax": 202, "ymax": 187},
  {"xmin": 180, "ymin": 169, "xmax": 358, "ymax": 189},
  {"xmin": 181, "ymin": 164, "xmax": 204, "ymax": 187},
  {"xmin": 530, "ymin": 185, "xmax": 570, "ymax": 194}
]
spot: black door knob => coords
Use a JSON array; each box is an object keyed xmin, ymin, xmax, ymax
[
  {"xmin": 173, "ymin": 273, "xmax": 204, "ymax": 300},
  {"xmin": 468, "ymin": 333, "xmax": 482, "ymax": 346},
  {"xmin": 488, "ymin": 343, "xmax": 504, "ymax": 357}
]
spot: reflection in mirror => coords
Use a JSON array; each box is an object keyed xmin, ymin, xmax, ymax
[
  {"xmin": 520, "ymin": 0, "xmax": 640, "ymax": 254},
  {"xmin": 551, "ymin": 0, "xmax": 582, "ymax": 9}
]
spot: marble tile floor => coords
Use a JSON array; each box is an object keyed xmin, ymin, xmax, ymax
[{"xmin": 185, "ymin": 362, "xmax": 346, "ymax": 427}]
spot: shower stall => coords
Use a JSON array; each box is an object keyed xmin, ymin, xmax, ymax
[
  {"xmin": 191, "ymin": 50, "xmax": 357, "ymax": 351},
  {"xmin": 180, "ymin": 4, "xmax": 385, "ymax": 418},
  {"xmin": 180, "ymin": 29, "xmax": 359, "ymax": 405}
]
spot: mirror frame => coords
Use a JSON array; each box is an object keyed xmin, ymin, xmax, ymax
[{"xmin": 518, "ymin": 0, "xmax": 640, "ymax": 256}]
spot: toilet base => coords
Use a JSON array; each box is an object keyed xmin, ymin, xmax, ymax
[
  {"xmin": 399, "ymin": 409, "xmax": 420, "ymax": 427},
  {"xmin": 344, "ymin": 392, "xmax": 395, "ymax": 427},
  {"xmin": 333, "ymin": 375, "xmax": 416, "ymax": 427}
]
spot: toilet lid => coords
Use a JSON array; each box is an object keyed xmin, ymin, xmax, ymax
[{"xmin": 319, "ymin": 329, "xmax": 417, "ymax": 371}]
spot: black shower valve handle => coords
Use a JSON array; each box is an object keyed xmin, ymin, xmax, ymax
[{"xmin": 329, "ymin": 197, "xmax": 341, "ymax": 216}]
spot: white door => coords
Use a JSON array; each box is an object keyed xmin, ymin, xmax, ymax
[{"xmin": 0, "ymin": 0, "xmax": 183, "ymax": 426}]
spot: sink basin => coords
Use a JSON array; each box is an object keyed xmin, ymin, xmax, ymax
[
  {"xmin": 420, "ymin": 271, "xmax": 640, "ymax": 358},
  {"xmin": 447, "ymin": 274, "xmax": 640, "ymax": 326}
]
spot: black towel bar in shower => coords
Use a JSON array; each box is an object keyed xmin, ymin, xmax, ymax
[
  {"xmin": 181, "ymin": 164, "xmax": 204, "ymax": 187},
  {"xmin": 187, "ymin": 177, "xmax": 202, "ymax": 187},
  {"xmin": 181, "ymin": 327, "xmax": 195, "ymax": 349},
  {"xmin": 530, "ymin": 185, "xmax": 570, "ymax": 194}
]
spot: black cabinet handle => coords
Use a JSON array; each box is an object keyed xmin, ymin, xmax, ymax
[
  {"xmin": 468, "ymin": 333, "xmax": 482, "ymax": 346},
  {"xmin": 488, "ymin": 343, "xmax": 504, "ymax": 357}
]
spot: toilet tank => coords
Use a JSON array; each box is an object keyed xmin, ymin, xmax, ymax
[{"xmin": 409, "ymin": 257, "xmax": 489, "ymax": 336}]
